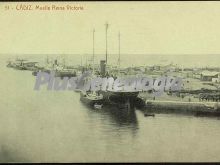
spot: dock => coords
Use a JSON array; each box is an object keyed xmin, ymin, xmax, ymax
[{"xmin": 145, "ymin": 100, "xmax": 220, "ymax": 116}]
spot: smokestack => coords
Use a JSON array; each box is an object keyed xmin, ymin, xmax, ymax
[{"xmin": 100, "ymin": 60, "xmax": 106, "ymax": 77}]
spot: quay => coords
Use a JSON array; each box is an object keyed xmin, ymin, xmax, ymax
[{"xmin": 144, "ymin": 100, "xmax": 220, "ymax": 116}]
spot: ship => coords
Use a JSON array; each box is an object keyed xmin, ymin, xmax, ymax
[
  {"xmin": 79, "ymin": 24, "xmax": 146, "ymax": 110},
  {"xmin": 32, "ymin": 58, "xmax": 77, "ymax": 78},
  {"xmin": 7, "ymin": 59, "xmax": 39, "ymax": 71},
  {"xmin": 100, "ymin": 25, "xmax": 145, "ymax": 109}
]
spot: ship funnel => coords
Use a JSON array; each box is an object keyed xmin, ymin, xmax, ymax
[{"xmin": 100, "ymin": 60, "xmax": 106, "ymax": 77}]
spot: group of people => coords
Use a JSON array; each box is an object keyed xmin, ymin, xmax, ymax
[{"xmin": 199, "ymin": 93, "xmax": 220, "ymax": 102}]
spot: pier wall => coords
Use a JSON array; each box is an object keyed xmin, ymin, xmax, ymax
[{"xmin": 145, "ymin": 100, "xmax": 220, "ymax": 115}]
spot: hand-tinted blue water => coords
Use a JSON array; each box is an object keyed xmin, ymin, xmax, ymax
[{"xmin": 1, "ymin": 63, "xmax": 220, "ymax": 162}]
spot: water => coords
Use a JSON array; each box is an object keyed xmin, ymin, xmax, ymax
[{"xmin": 1, "ymin": 61, "xmax": 220, "ymax": 162}]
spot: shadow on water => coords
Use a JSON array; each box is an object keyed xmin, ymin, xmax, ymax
[
  {"xmin": 81, "ymin": 103, "xmax": 139, "ymax": 132},
  {"xmin": 103, "ymin": 106, "xmax": 138, "ymax": 127}
]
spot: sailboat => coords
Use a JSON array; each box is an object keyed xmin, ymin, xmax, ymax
[{"xmin": 80, "ymin": 24, "xmax": 146, "ymax": 109}]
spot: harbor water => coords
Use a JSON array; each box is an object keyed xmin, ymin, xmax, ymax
[{"xmin": 1, "ymin": 60, "xmax": 220, "ymax": 162}]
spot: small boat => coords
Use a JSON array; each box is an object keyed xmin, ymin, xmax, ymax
[
  {"xmin": 94, "ymin": 103, "xmax": 103, "ymax": 109},
  {"xmin": 80, "ymin": 91, "xmax": 104, "ymax": 107}
]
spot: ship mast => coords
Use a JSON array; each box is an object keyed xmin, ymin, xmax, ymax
[
  {"xmin": 92, "ymin": 28, "xmax": 95, "ymax": 74},
  {"xmin": 105, "ymin": 22, "xmax": 109, "ymax": 64},
  {"xmin": 118, "ymin": 31, "xmax": 121, "ymax": 68},
  {"xmin": 85, "ymin": 55, "xmax": 87, "ymax": 68}
]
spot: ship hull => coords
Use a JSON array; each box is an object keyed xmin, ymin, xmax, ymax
[
  {"xmin": 80, "ymin": 92, "xmax": 104, "ymax": 107},
  {"xmin": 100, "ymin": 90, "xmax": 145, "ymax": 109},
  {"xmin": 32, "ymin": 69, "xmax": 76, "ymax": 78},
  {"xmin": 55, "ymin": 71, "xmax": 76, "ymax": 78}
]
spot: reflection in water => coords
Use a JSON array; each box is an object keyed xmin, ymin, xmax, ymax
[
  {"xmin": 107, "ymin": 107, "xmax": 138, "ymax": 127},
  {"xmin": 81, "ymin": 103, "xmax": 139, "ymax": 137}
]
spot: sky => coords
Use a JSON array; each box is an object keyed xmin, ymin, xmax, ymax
[{"xmin": 1, "ymin": 2, "xmax": 220, "ymax": 67}]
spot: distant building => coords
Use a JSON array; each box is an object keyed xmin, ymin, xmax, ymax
[
  {"xmin": 146, "ymin": 66, "xmax": 154, "ymax": 71},
  {"xmin": 200, "ymin": 71, "xmax": 220, "ymax": 82},
  {"xmin": 160, "ymin": 64, "xmax": 180, "ymax": 72},
  {"xmin": 183, "ymin": 68, "xmax": 194, "ymax": 71},
  {"xmin": 154, "ymin": 65, "xmax": 160, "ymax": 71},
  {"xmin": 212, "ymin": 78, "xmax": 220, "ymax": 83}
]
